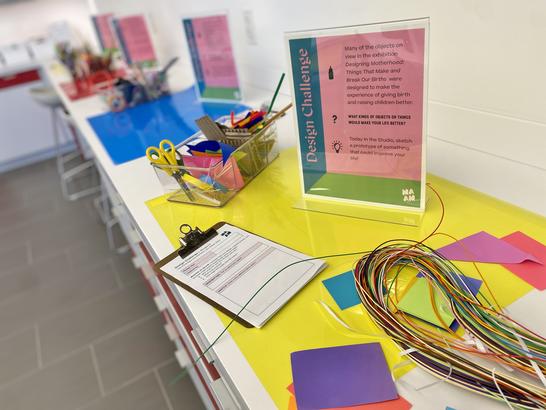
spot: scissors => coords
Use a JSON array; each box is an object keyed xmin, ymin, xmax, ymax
[{"xmin": 146, "ymin": 139, "xmax": 195, "ymax": 201}]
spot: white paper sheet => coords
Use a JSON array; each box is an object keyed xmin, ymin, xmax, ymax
[{"xmin": 161, "ymin": 223, "xmax": 326, "ymax": 327}]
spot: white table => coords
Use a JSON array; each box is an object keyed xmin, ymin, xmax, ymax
[
  {"xmin": 44, "ymin": 61, "xmax": 544, "ymax": 410},
  {"xmin": 44, "ymin": 62, "xmax": 278, "ymax": 409}
]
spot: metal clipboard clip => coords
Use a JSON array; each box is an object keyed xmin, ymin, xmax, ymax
[{"xmin": 178, "ymin": 224, "xmax": 218, "ymax": 258}]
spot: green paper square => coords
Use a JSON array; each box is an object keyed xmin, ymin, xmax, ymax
[{"xmin": 397, "ymin": 278, "xmax": 455, "ymax": 329}]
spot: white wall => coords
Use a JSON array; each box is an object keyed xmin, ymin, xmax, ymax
[
  {"xmin": 94, "ymin": 0, "xmax": 546, "ymax": 215},
  {"xmin": 0, "ymin": 0, "xmax": 95, "ymax": 47}
]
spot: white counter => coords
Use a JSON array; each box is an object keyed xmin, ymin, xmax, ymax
[
  {"xmin": 44, "ymin": 61, "xmax": 541, "ymax": 410},
  {"xmin": 44, "ymin": 62, "xmax": 277, "ymax": 409}
]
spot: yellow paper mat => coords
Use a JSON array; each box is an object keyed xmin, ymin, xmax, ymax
[{"xmin": 146, "ymin": 148, "xmax": 543, "ymax": 408}]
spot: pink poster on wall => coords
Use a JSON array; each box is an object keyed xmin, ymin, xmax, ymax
[
  {"xmin": 115, "ymin": 15, "xmax": 157, "ymax": 65},
  {"xmin": 287, "ymin": 19, "xmax": 429, "ymax": 211},
  {"xmin": 182, "ymin": 13, "xmax": 241, "ymax": 100},
  {"xmin": 192, "ymin": 15, "xmax": 238, "ymax": 88}
]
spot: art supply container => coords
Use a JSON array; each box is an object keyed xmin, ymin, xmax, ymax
[{"xmin": 151, "ymin": 116, "xmax": 279, "ymax": 206}]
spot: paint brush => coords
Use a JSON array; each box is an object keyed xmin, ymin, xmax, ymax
[{"xmin": 267, "ymin": 73, "xmax": 285, "ymax": 114}]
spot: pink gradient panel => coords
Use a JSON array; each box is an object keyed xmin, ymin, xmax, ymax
[
  {"xmin": 118, "ymin": 15, "xmax": 157, "ymax": 63},
  {"xmin": 192, "ymin": 15, "xmax": 239, "ymax": 88},
  {"xmin": 316, "ymin": 29, "xmax": 425, "ymax": 180}
]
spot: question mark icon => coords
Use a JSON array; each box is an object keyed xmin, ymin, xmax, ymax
[{"xmin": 332, "ymin": 114, "xmax": 338, "ymax": 124}]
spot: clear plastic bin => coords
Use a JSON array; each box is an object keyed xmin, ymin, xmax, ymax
[{"xmin": 152, "ymin": 116, "xmax": 279, "ymax": 206}]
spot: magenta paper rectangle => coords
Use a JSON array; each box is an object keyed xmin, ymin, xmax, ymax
[
  {"xmin": 501, "ymin": 232, "xmax": 546, "ymax": 290},
  {"xmin": 436, "ymin": 231, "xmax": 541, "ymax": 264}
]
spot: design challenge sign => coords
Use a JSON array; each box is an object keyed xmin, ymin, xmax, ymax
[{"xmin": 287, "ymin": 19, "xmax": 428, "ymax": 211}]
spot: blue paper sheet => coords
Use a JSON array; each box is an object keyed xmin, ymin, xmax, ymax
[
  {"xmin": 186, "ymin": 140, "xmax": 235, "ymax": 165},
  {"xmin": 322, "ymin": 270, "xmax": 360, "ymax": 310},
  {"xmin": 450, "ymin": 275, "xmax": 482, "ymax": 331},
  {"xmin": 87, "ymin": 86, "xmax": 248, "ymax": 165}
]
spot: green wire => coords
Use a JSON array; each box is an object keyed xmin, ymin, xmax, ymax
[
  {"xmin": 170, "ymin": 248, "xmax": 367, "ymax": 385},
  {"xmin": 170, "ymin": 238, "xmax": 546, "ymax": 404}
]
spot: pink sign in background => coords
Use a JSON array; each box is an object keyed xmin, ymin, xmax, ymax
[
  {"xmin": 317, "ymin": 28, "xmax": 425, "ymax": 181},
  {"xmin": 192, "ymin": 15, "xmax": 239, "ymax": 88},
  {"xmin": 118, "ymin": 15, "xmax": 157, "ymax": 64},
  {"xmin": 94, "ymin": 14, "xmax": 117, "ymax": 50}
]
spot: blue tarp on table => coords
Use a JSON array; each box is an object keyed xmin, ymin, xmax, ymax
[{"xmin": 87, "ymin": 86, "xmax": 248, "ymax": 165}]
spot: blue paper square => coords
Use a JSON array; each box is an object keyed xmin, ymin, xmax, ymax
[{"xmin": 322, "ymin": 270, "xmax": 360, "ymax": 310}]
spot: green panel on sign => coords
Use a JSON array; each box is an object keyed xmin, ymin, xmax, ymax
[
  {"xmin": 201, "ymin": 87, "xmax": 240, "ymax": 100},
  {"xmin": 307, "ymin": 173, "xmax": 421, "ymax": 207}
]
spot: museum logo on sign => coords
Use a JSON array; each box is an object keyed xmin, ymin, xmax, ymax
[{"xmin": 402, "ymin": 188, "xmax": 416, "ymax": 202}]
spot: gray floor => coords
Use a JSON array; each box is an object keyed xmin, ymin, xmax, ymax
[{"xmin": 0, "ymin": 159, "xmax": 205, "ymax": 410}]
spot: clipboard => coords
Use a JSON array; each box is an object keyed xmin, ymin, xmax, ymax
[
  {"xmin": 154, "ymin": 222, "xmax": 326, "ymax": 328},
  {"xmin": 155, "ymin": 222, "xmax": 253, "ymax": 327}
]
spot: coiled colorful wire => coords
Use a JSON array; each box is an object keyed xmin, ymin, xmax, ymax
[{"xmin": 353, "ymin": 191, "xmax": 546, "ymax": 408}]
